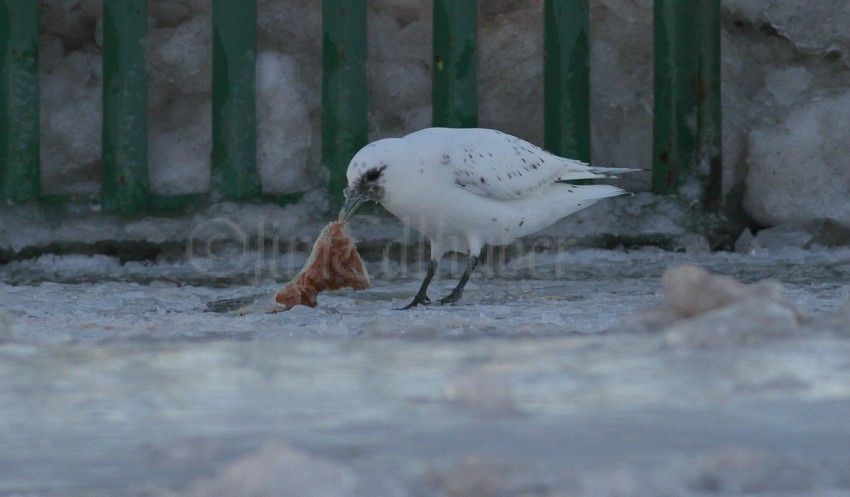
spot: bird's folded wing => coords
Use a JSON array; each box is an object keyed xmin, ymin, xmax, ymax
[{"xmin": 444, "ymin": 131, "xmax": 624, "ymax": 200}]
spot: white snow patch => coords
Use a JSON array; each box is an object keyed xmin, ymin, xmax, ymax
[
  {"xmin": 764, "ymin": 65, "xmax": 812, "ymax": 106},
  {"xmin": 745, "ymin": 92, "xmax": 850, "ymax": 227},
  {"xmin": 39, "ymin": 49, "xmax": 102, "ymax": 194},
  {"xmin": 0, "ymin": 310, "xmax": 13, "ymax": 343},
  {"xmin": 256, "ymin": 51, "xmax": 313, "ymax": 193},
  {"xmin": 188, "ymin": 443, "xmax": 359, "ymax": 497}
]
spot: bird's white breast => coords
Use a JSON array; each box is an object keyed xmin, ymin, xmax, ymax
[{"xmin": 381, "ymin": 175, "xmax": 598, "ymax": 255}]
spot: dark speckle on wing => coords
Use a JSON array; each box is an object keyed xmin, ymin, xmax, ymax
[{"xmin": 444, "ymin": 130, "xmax": 579, "ymax": 199}]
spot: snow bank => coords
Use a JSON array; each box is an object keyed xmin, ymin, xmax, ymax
[
  {"xmin": 256, "ymin": 52, "xmax": 313, "ymax": 193},
  {"xmin": 0, "ymin": 191, "xmax": 698, "ymax": 257},
  {"xmin": 188, "ymin": 444, "xmax": 361, "ymax": 497},
  {"xmin": 190, "ymin": 442, "xmax": 850, "ymax": 497},
  {"xmin": 745, "ymin": 92, "xmax": 850, "ymax": 227},
  {"xmin": 39, "ymin": 44, "xmax": 103, "ymax": 194},
  {"xmin": 615, "ymin": 263, "xmax": 807, "ymax": 346},
  {"xmin": 608, "ymin": 258, "xmax": 850, "ymax": 346},
  {"xmin": 0, "ymin": 310, "xmax": 12, "ymax": 343},
  {"xmin": 661, "ymin": 263, "xmax": 787, "ymax": 317},
  {"xmin": 443, "ymin": 368, "xmax": 519, "ymax": 416},
  {"xmin": 808, "ymin": 300, "xmax": 850, "ymax": 338},
  {"xmin": 33, "ymin": 0, "xmax": 850, "ymax": 225},
  {"xmin": 423, "ymin": 446, "xmax": 849, "ymax": 497}
]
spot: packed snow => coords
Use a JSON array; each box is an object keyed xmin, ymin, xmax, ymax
[
  {"xmin": 3, "ymin": 238, "xmax": 850, "ymax": 343},
  {"xmin": 1, "ymin": 242, "xmax": 850, "ymax": 495}
]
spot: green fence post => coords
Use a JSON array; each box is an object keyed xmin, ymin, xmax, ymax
[
  {"xmin": 102, "ymin": 0, "xmax": 149, "ymax": 214},
  {"xmin": 432, "ymin": 0, "xmax": 477, "ymax": 128},
  {"xmin": 322, "ymin": 0, "xmax": 367, "ymax": 206},
  {"xmin": 0, "ymin": 0, "xmax": 40, "ymax": 202},
  {"xmin": 697, "ymin": 0, "xmax": 722, "ymax": 207},
  {"xmin": 212, "ymin": 0, "xmax": 260, "ymax": 200},
  {"xmin": 544, "ymin": 0, "xmax": 590, "ymax": 185},
  {"xmin": 652, "ymin": 0, "xmax": 699, "ymax": 195},
  {"xmin": 544, "ymin": 0, "xmax": 590, "ymax": 162}
]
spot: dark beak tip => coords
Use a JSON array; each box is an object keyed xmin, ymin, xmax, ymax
[{"xmin": 338, "ymin": 194, "xmax": 365, "ymax": 222}]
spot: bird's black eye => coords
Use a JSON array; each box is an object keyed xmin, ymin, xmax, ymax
[{"xmin": 364, "ymin": 167, "xmax": 383, "ymax": 182}]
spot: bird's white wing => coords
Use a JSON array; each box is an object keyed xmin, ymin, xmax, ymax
[{"xmin": 434, "ymin": 129, "xmax": 626, "ymax": 200}]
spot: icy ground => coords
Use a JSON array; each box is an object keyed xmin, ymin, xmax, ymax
[{"xmin": 1, "ymin": 246, "xmax": 850, "ymax": 496}]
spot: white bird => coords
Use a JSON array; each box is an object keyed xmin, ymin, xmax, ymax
[{"xmin": 339, "ymin": 127, "xmax": 637, "ymax": 309}]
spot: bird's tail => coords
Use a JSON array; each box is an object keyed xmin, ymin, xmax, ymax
[
  {"xmin": 590, "ymin": 166, "xmax": 643, "ymax": 174},
  {"xmin": 585, "ymin": 166, "xmax": 642, "ymax": 177},
  {"xmin": 557, "ymin": 163, "xmax": 642, "ymax": 181},
  {"xmin": 568, "ymin": 184, "xmax": 628, "ymax": 200},
  {"xmin": 540, "ymin": 183, "xmax": 627, "ymax": 223}
]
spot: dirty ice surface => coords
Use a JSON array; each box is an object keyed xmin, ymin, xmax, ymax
[{"xmin": 1, "ymin": 246, "xmax": 850, "ymax": 496}]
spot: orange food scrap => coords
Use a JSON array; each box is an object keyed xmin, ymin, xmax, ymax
[{"xmin": 273, "ymin": 221, "xmax": 370, "ymax": 310}]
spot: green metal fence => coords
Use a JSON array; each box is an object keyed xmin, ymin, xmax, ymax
[
  {"xmin": 653, "ymin": 0, "xmax": 722, "ymax": 205},
  {"xmin": 0, "ymin": 0, "xmax": 40, "ymax": 203},
  {"xmin": 0, "ymin": 0, "xmax": 722, "ymax": 216}
]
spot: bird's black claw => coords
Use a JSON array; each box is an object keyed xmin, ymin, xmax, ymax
[
  {"xmin": 395, "ymin": 295, "xmax": 431, "ymax": 310},
  {"xmin": 438, "ymin": 291, "xmax": 463, "ymax": 306}
]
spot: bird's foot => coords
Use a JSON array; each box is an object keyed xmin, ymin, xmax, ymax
[
  {"xmin": 395, "ymin": 294, "xmax": 431, "ymax": 310},
  {"xmin": 438, "ymin": 290, "xmax": 463, "ymax": 306}
]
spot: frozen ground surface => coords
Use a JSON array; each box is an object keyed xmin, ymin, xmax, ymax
[{"xmin": 1, "ymin": 246, "xmax": 850, "ymax": 496}]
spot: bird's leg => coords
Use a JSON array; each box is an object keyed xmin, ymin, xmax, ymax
[
  {"xmin": 396, "ymin": 259, "xmax": 438, "ymax": 310},
  {"xmin": 439, "ymin": 255, "xmax": 479, "ymax": 305}
]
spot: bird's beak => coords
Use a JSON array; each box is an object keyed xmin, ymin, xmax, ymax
[{"xmin": 338, "ymin": 194, "xmax": 366, "ymax": 222}]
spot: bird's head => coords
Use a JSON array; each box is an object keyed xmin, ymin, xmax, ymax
[{"xmin": 338, "ymin": 140, "xmax": 399, "ymax": 221}]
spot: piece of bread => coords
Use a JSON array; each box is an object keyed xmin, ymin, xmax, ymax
[{"xmin": 273, "ymin": 221, "xmax": 370, "ymax": 310}]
